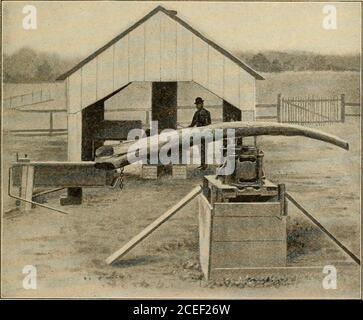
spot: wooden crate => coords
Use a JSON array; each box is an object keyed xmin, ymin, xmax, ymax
[
  {"xmin": 198, "ymin": 194, "xmax": 286, "ymax": 280},
  {"xmin": 142, "ymin": 165, "xmax": 161, "ymax": 179},
  {"xmin": 172, "ymin": 165, "xmax": 188, "ymax": 179}
]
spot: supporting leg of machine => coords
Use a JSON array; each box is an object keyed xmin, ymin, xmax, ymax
[
  {"xmin": 60, "ymin": 187, "xmax": 82, "ymax": 206},
  {"xmin": 20, "ymin": 165, "xmax": 34, "ymax": 212}
]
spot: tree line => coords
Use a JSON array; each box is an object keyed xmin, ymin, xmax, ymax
[
  {"xmin": 3, "ymin": 47, "xmax": 360, "ymax": 83},
  {"xmin": 238, "ymin": 51, "xmax": 360, "ymax": 73},
  {"xmin": 3, "ymin": 47, "xmax": 80, "ymax": 83}
]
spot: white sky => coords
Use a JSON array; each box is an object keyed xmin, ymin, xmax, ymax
[{"xmin": 2, "ymin": 1, "xmax": 361, "ymax": 58}]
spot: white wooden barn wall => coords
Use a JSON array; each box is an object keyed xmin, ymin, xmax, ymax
[{"xmin": 66, "ymin": 11, "xmax": 256, "ymax": 160}]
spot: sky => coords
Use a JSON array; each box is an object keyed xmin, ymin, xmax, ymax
[{"xmin": 2, "ymin": 1, "xmax": 362, "ymax": 59}]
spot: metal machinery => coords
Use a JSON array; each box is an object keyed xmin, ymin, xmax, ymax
[{"xmin": 204, "ymin": 142, "xmax": 286, "ymax": 206}]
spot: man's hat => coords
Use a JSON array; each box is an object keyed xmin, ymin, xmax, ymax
[{"xmin": 194, "ymin": 97, "xmax": 204, "ymax": 104}]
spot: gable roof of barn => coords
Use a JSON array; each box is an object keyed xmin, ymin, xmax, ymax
[{"xmin": 57, "ymin": 5, "xmax": 264, "ymax": 81}]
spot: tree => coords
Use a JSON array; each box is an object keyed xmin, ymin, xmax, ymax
[
  {"xmin": 249, "ymin": 53, "xmax": 271, "ymax": 72},
  {"xmin": 36, "ymin": 60, "xmax": 53, "ymax": 81},
  {"xmin": 270, "ymin": 59, "xmax": 283, "ymax": 72},
  {"xmin": 308, "ymin": 55, "xmax": 328, "ymax": 71},
  {"xmin": 3, "ymin": 47, "xmax": 82, "ymax": 83}
]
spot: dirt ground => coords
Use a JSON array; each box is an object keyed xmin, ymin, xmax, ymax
[{"xmin": 1, "ymin": 118, "xmax": 361, "ymax": 299}]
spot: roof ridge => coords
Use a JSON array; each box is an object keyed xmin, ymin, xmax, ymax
[{"xmin": 56, "ymin": 5, "xmax": 263, "ymax": 81}]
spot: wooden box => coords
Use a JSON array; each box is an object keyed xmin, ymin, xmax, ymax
[
  {"xmin": 142, "ymin": 165, "xmax": 162, "ymax": 179},
  {"xmin": 198, "ymin": 194, "xmax": 286, "ymax": 280},
  {"xmin": 172, "ymin": 165, "xmax": 188, "ymax": 179}
]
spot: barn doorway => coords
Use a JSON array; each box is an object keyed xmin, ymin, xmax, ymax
[
  {"xmin": 223, "ymin": 100, "xmax": 241, "ymax": 122},
  {"xmin": 152, "ymin": 82, "xmax": 177, "ymax": 132}
]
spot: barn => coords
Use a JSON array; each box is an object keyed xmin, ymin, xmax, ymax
[{"xmin": 57, "ymin": 5, "xmax": 264, "ymax": 162}]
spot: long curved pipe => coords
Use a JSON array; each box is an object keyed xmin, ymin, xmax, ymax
[{"xmin": 95, "ymin": 122, "xmax": 349, "ymax": 170}]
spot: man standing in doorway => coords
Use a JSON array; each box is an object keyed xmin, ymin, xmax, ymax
[{"xmin": 189, "ymin": 97, "xmax": 211, "ymax": 170}]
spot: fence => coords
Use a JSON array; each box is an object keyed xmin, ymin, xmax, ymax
[
  {"xmin": 4, "ymin": 96, "xmax": 360, "ymax": 135},
  {"xmin": 256, "ymin": 95, "xmax": 359, "ymax": 124},
  {"xmin": 277, "ymin": 94, "xmax": 345, "ymax": 124},
  {"xmin": 6, "ymin": 109, "xmax": 67, "ymax": 136},
  {"xmin": 3, "ymin": 89, "xmax": 53, "ymax": 109}
]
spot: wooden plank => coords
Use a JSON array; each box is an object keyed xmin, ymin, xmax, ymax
[
  {"xmin": 223, "ymin": 58, "xmax": 239, "ymax": 108},
  {"xmin": 106, "ymin": 186, "xmax": 202, "ymax": 264},
  {"xmin": 213, "ymin": 216, "xmax": 286, "ymax": 241},
  {"xmin": 68, "ymin": 70, "xmax": 82, "ymax": 113},
  {"xmin": 214, "ymin": 202, "xmax": 281, "ymax": 217},
  {"xmin": 176, "ymin": 23, "xmax": 193, "ymax": 81},
  {"xmin": 145, "ymin": 12, "xmax": 161, "ymax": 81},
  {"xmin": 81, "ymin": 59, "xmax": 97, "ymax": 109},
  {"xmin": 210, "ymin": 240, "xmax": 286, "ymax": 268},
  {"xmin": 67, "ymin": 112, "xmax": 82, "ymax": 161},
  {"xmin": 346, "ymin": 102, "xmax": 360, "ymax": 107},
  {"xmin": 160, "ymin": 14, "xmax": 177, "ymax": 81},
  {"xmin": 198, "ymin": 193, "xmax": 213, "ymax": 280},
  {"xmin": 20, "ymin": 165, "xmax": 34, "ymax": 212},
  {"xmin": 114, "ymin": 36, "xmax": 129, "ymax": 90},
  {"xmin": 208, "ymin": 48, "xmax": 224, "ymax": 98},
  {"xmin": 256, "ymin": 104, "xmax": 277, "ymax": 108},
  {"xmin": 255, "ymin": 116, "xmax": 277, "ymax": 121},
  {"xmin": 10, "ymin": 128, "xmax": 66, "ymax": 133},
  {"xmin": 97, "ymin": 46, "xmax": 114, "ymax": 100},
  {"xmin": 192, "ymin": 35, "xmax": 209, "ymax": 87},
  {"xmin": 12, "ymin": 162, "xmax": 108, "ymax": 187},
  {"xmin": 340, "ymin": 94, "xmax": 345, "ymax": 122},
  {"xmin": 129, "ymin": 25, "xmax": 145, "ymax": 81},
  {"xmin": 13, "ymin": 109, "xmax": 67, "ymax": 113}
]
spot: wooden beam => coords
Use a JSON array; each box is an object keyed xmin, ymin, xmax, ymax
[
  {"xmin": 12, "ymin": 161, "xmax": 109, "ymax": 187},
  {"xmin": 20, "ymin": 165, "xmax": 34, "ymax": 212},
  {"xmin": 106, "ymin": 185, "xmax": 202, "ymax": 265}
]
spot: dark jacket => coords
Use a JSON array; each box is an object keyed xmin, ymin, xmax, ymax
[{"xmin": 190, "ymin": 108, "xmax": 211, "ymax": 127}]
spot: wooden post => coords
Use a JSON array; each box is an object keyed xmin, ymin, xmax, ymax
[
  {"xmin": 67, "ymin": 112, "xmax": 82, "ymax": 161},
  {"xmin": 278, "ymin": 184, "xmax": 287, "ymax": 216},
  {"xmin": 20, "ymin": 165, "xmax": 35, "ymax": 212},
  {"xmin": 340, "ymin": 94, "xmax": 345, "ymax": 123},
  {"xmin": 145, "ymin": 110, "xmax": 150, "ymax": 128},
  {"xmin": 49, "ymin": 112, "xmax": 53, "ymax": 135},
  {"xmin": 277, "ymin": 94, "xmax": 282, "ymax": 123}
]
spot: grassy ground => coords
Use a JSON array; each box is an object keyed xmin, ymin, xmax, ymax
[{"xmin": 1, "ymin": 118, "xmax": 360, "ymax": 298}]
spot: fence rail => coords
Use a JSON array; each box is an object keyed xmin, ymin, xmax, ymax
[
  {"xmin": 3, "ymin": 89, "xmax": 53, "ymax": 109},
  {"xmin": 256, "ymin": 100, "xmax": 359, "ymax": 122},
  {"xmin": 5, "ymin": 108, "xmax": 67, "ymax": 136}
]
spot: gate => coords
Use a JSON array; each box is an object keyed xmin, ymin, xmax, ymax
[{"xmin": 277, "ymin": 94, "xmax": 345, "ymax": 124}]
